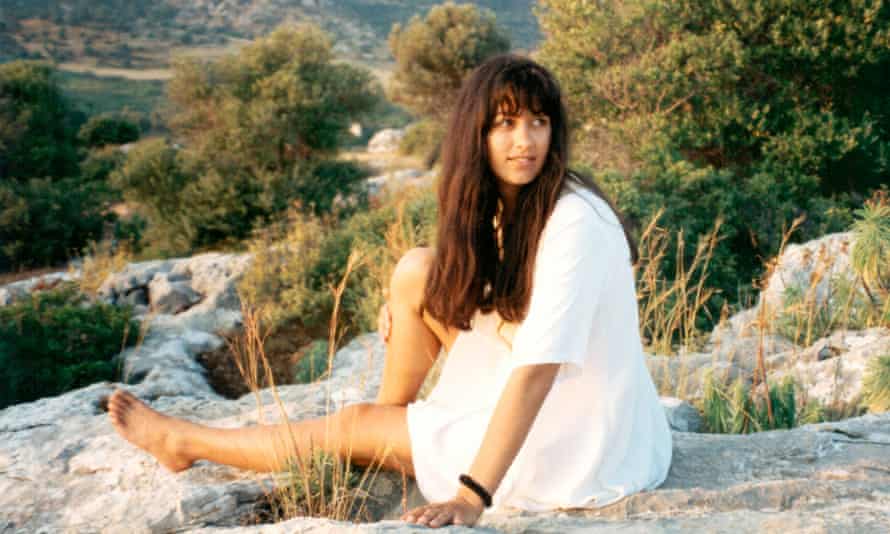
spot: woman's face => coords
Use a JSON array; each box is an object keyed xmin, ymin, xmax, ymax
[{"xmin": 486, "ymin": 106, "xmax": 552, "ymax": 198}]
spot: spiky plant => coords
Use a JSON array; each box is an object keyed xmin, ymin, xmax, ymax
[
  {"xmin": 851, "ymin": 190, "xmax": 890, "ymax": 300},
  {"xmin": 861, "ymin": 355, "xmax": 890, "ymax": 413},
  {"xmin": 700, "ymin": 374, "xmax": 826, "ymax": 434}
]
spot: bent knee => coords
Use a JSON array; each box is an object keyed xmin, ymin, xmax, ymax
[{"xmin": 389, "ymin": 247, "xmax": 434, "ymax": 309}]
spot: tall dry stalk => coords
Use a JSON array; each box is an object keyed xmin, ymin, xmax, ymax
[
  {"xmin": 635, "ymin": 209, "xmax": 722, "ymax": 357},
  {"xmin": 750, "ymin": 215, "xmax": 805, "ymax": 425},
  {"xmin": 229, "ymin": 247, "xmax": 397, "ymax": 524}
]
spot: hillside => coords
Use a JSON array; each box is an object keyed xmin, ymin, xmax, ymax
[{"xmin": 0, "ymin": 0, "xmax": 539, "ymax": 68}]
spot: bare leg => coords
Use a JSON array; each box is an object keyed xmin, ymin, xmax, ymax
[
  {"xmin": 377, "ymin": 247, "xmax": 457, "ymax": 406},
  {"xmin": 108, "ymin": 247, "xmax": 453, "ymax": 475},
  {"xmin": 109, "ymin": 390, "xmax": 414, "ymax": 475}
]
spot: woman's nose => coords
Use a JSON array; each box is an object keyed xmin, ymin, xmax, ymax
[{"xmin": 513, "ymin": 121, "xmax": 533, "ymax": 147}]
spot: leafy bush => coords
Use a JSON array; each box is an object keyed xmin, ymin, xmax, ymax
[
  {"xmin": 538, "ymin": 0, "xmax": 888, "ymax": 311},
  {"xmin": 293, "ymin": 340, "xmax": 332, "ymax": 384},
  {"xmin": 700, "ymin": 373, "xmax": 824, "ymax": 434},
  {"xmin": 399, "ymin": 119, "xmax": 445, "ymax": 166},
  {"xmin": 238, "ymin": 186, "xmax": 438, "ymax": 352},
  {"xmin": 388, "ymin": 2, "xmax": 510, "ymax": 121},
  {"xmin": 0, "ymin": 177, "xmax": 113, "ymax": 271},
  {"xmin": 0, "ymin": 283, "xmax": 139, "ymax": 409},
  {"xmin": 0, "ymin": 61, "xmax": 82, "ymax": 180},
  {"xmin": 113, "ymin": 25, "xmax": 378, "ymax": 255},
  {"xmin": 77, "ymin": 112, "xmax": 141, "ymax": 147}
]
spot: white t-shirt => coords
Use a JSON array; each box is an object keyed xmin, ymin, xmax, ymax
[{"xmin": 405, "ymin": 180, "xmax": 672, "ymax": 512}]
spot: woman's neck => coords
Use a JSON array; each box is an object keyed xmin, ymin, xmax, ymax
[{"xmin": 497, "ymin": 193, "xmax": 517, "ymax": 225}]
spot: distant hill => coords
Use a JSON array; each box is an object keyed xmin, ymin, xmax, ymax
[{"xmin": 0, "ymin": 0, "xmax": 539, "ymax": 68}]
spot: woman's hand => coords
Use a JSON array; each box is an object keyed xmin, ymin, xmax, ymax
[
  {"xmin": 400, "ymin": 495, "xmax": 484, "ymax": 528},
  {"xmin": 377, "ymin": 301, "xmax": 392, "ymax": 342}
]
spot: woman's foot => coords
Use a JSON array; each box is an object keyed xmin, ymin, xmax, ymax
[{"xmin": 107, "ymin": 389, "xmax": 195, "ymax": 472}]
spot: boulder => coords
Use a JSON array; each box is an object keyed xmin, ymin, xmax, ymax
[
  {"xmin": 367, "ymin": 128, "xmax": 405, "ymax": 153},
  {"xmin": 0, "ymin": 271, "xmax": 78, "ymax": 306},
  {"xmin": 760, "ymin": 232, "xmax": 857, "ymax": 313},
  {"xmin": 771, "ymin": 328, "xmax": 890, "ymax": 406},
  {"xmin": 661, "ymin": 397, "xmax": 704, "ymax": 432},
  {"xmin": 149, "ymin": 274, "xmax": 202, "ymax": 314}
]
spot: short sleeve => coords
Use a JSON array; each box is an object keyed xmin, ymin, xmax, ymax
[{"xmin": 507, "ymin": 193, "xmax": 623, "ymax": 376}]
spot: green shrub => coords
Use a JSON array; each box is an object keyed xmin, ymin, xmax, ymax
[
  {"xmin": 399, "ymin": 119, "xmax": 445, "ymax": 166},
  {"xmin": 388, "ymin": 2, "xmax": 510, "ymax": 121},
  {"xmin": 861, "ymin": 355, "xmax": 890, "ymax": 413},
  {"xmin": 0, "ymin": 61, "xmax": 81, "ymax": 180},
  {"xmin": 293, "ymin": 340, "xmax": 331, "ymax": 384},
  {"xmin": 238, "ymin": 187, "xmax": 438, "ymax": 352},
  {"xmin": 77, "ymin": 112, "xmax": 141, "ymax": 147},
  {"xmin": 0, "ymin": 177, "xmax": 114, "ymax": 271},
  {"xmin": 113, "ymin": 25, "xmax": 378, "ymax": 255},
  {"xmin": 0, "ymin": 283, "xmax": 139, "ymax": 409},
  {"xmin": 700, "ymin": 373, "xmax": 824, "ymax": 434},
  {"xmin": 539, "ymin": 0, "xmax": 889, "ymax": 314}
]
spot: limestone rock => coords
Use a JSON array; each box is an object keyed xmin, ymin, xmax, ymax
[
  {"xmin": 760, "ymin": 232, "xmax": 857, "ymax": 312},
  {"xmin": 770, "ymin": 328, "xmax": 890, "ymax": 406},
  {"xmin": 0, "ymin": 271, "xmax": 78, "ymax": 306},
  {"xmin": 661, "ymin": 397, "xmax": 704, "ymax": 432},
  {"xmin": 149, "ymin": 274, "xmax": 202, "ymax": 314},
  {"xmin": 4, "ymin": 332, "xmax": 890, "ymax": 532},
  {"xmin": 367, "ymin": 128, "xmax": 405, "ymax": 153},
  {"xmin": 365, "ymin": 169, "xmax": 433, "ymax": 198}
]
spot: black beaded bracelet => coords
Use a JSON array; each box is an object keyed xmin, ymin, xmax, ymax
[{"xmin": 458, "ymin": 473, "xmax": 492, "ymax": 508}]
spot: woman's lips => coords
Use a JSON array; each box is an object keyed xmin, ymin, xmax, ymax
[{"xmin": 508, "ymin": 156, "xmax": 537, "ymax": 168}]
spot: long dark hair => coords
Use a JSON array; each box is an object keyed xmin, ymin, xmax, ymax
[{"xmin": 423, "ymin": 54, "xmax": 637, "ymax": 330}]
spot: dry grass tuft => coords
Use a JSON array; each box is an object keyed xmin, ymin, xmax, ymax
[
  {"xmin": 230, "ymin": 247, "xmax": 403, "ymax": 524},
  {"xmin": 77, "ymin": 239, "xmax": 133, "ymax": 297},
  {"xmin": 634, "ymin": 209, "xmax": 722, "ymax": 357}
]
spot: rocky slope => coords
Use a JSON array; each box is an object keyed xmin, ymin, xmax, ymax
[
  {"xmin": 1, "ymin": 1, "xmax": 539, "ymax": 66},
  {"xmin": 1, "ymin": 231, "xmax": 889, "ymax": 532}
]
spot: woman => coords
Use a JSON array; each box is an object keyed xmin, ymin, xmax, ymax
[{"xmin": 108, "ymin": 54, "xmax": 672, "ymax": 529}]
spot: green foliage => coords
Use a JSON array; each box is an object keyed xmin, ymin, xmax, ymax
[
  {"xmin": 399, "ymin": 119, "xmax": 445, "ymax": 165},
  {"xmin": 861, "ymin": 355, "xmax": 890, "ymax": 413},
  {"xmin": 851, "ymin": 190, "xmax": 890, "ymax": 297},
  {"xmin": 388, "ymin": 2, "xmax": 510, "ymax": 120},
  {"xmin": 0, "ymin": 177, "xmax": 113, "ymax": 271},
  {"xmin": 113, "ymin": 139, "xmax": 370, "ymax": 256},
  {"xmin": 266, "ymin": 449, "xmax": 367, "ymax": 522},
  {"xmin": 0, "ymin": 61, "xmax": 82, "ymax": 180},
  {"xmin": 113, "ymin": 24, "xmax": 377, "ymax": 255},
  {"xmin": 0, "ymin": 283, "xmax": 139, "ymax": 409},
  {"xmin": 538, "ymin": 0, "xmax": 890, "ymax": 312},
  {"xmin": 238, "ymin": 187, "xmax": 438, "ymax": 349},
  {"xmin": 294, "ymin": 340, "xmax": 332, "ymax": 384},
  {"xmin": 700, "ymin": 373, "xmax": 824, "ymax": 434},
  {"xmin": 77, "ymin": 113, "xmax": 141, "ymax": 147}
]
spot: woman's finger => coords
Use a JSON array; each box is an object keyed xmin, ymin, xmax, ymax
[{"xmin": 430, "ymin": 509, "xmax": 453, "ymax": 527}]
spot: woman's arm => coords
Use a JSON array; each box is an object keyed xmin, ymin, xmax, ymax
[
  {"xmin": 455, "ymin": 363, "xmax": 561, "ymax": 506},
  {"xmin": 401, "ymin": 363, "xmax": 560, "ymax": 527}
]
